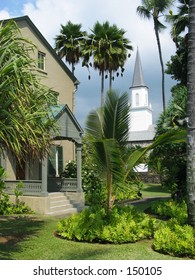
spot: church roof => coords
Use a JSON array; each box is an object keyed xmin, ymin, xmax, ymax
[
  {"xmin": 128, "ymin": 125, "xmax": 155, "ymax": 142},
  {"xmin": 131, "ymin": 48, "xmax": 146, "ymax": 88}
]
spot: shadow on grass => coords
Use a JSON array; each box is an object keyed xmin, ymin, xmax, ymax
[
  {"xmin": 65, "ymin": 243, "xmax": 114, "ymax": 260},
  {"xmin": 0, "ymin": 216, "xmax": 44, "ymax": 260}
]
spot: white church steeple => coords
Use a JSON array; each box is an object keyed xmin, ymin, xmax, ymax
[{"xmin": 129, "ymin": 48, "xmax": 153, "ymax": 132}]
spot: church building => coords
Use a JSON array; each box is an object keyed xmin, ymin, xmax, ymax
[{"xmin": 128, "ymin": 48, "xmax": 155, "ymax": 147}]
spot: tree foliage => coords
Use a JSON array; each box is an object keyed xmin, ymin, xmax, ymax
[
  {"xmin": 82, "ymin": 22, "xmax": 132, "ymax": 106},
  {"xmin": 86, "ymin": 90, "xmax": 130, "ymax": 213},
  {"xmin": 0, "ymin": 20, "xmax": 56, "ymax": 160},
  {"xmin": 54, "ymin": 21, "xmax": 86, "ymax": 74}
]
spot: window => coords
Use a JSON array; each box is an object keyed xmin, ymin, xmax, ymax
[
  {"xmin": 38, "ymin": 51, "xmax": 46, "ymax": 70},
  {"xmin": 48, "ymin": 145, "xmax": 63, "ymax": 177}
]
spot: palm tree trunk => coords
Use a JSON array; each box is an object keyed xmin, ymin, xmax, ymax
[
  {"xmin": 186, "ymin": 0, "xmax": 195, "ymax": 227},
  {"xmin": 154, "ymin": 20, "xmax": 166, "ymax": 113},
  {"xmin": 71, "ymin": 63, "xmax": 75, "ymax": 75},
  {"xmin": 101, "ymin": 70, "xmax": 105, "ymax": 107}
]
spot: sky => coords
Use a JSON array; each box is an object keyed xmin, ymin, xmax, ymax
[{"xmin": 0, "ymin": 0, "xmax": 178, "ymax": 128}]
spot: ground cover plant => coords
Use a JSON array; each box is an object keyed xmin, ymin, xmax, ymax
[
  {"xmin": 148, "ymin": 199, "xmax": 195, "ymax": 258},
  {"xmin": 57, "ymin": 205, "xmax": 159, "ymax": 244}
]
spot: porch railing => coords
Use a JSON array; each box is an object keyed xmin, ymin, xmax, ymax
[
  {"xmin": 4, "ymin": 178, "xmax": 78, "ymax": 196},
  {"xmin": 5, "ymin": 180, "xmax": 42, "ymax": 196},
  {"xmin": 47, "ymin": 178, "xmax": 77, "ymax": 192},
  {"xmin": 5, "ymin": 178, "xmax": 77, "ymax": 196}
]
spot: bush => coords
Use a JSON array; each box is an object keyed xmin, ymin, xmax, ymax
[
  {"xmin": 0, "ymin": 169, "xmax": 34, "ymax": 215},
  {"xmin": 153, "ymin": 222, "xmax": 195, "ymax": 258},
  {"xmin": 149, "ymin": 199, "xmax": 187, "ymax": 224},
  {"xmin": 57, "ymin": 205, "xmax": 158, "ymax": 244}
]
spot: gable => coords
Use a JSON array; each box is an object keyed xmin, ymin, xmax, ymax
[{"xmin": 50, "ymin": 105, "xmax": 83, "ymax": 144}]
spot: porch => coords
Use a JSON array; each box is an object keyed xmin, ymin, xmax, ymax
[{"xmin": 1, "ymin": 105, "xmax": 85, "ymax": 215}]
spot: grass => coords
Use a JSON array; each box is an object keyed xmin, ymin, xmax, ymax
[
  {"xmin": 141, "ymin": 183, "xmax": 170, "ymax": 198},
  {"xmin": 0, "ymin": 184, "xmax": 183, "ymax": 260},
  {"xmin": 0, "ymin": 214, "xmax": 183, "ymax": 260}
]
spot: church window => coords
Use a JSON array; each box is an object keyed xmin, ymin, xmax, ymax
[{"xmin": 136, "ymin": 93, "xmax": 139, "ymax": 106}]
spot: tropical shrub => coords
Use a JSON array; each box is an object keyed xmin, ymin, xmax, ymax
[
  {"xmin": 57, "ymin": 205, "xmax": 158, "ymax": 244},
  {"xmin": 0, "ymin": 168, "xmax": 33, "ymax": 215},
  {"xmin": 149, "ymin": 199, "xmax": 188, "ymax": 224},
  {"xmin": 62, "ymin": 159, "xmax": 105, "ymax": 205},
  {"xmin": 153, "ymin": 222, "xmax": 195, "ymax": 258}
]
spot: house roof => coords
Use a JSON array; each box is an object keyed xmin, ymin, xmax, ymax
[
  {"xmin": 50, "ymin": 104, "xmax": 83, "ymax": 144},
  {"xmin": 131, "ymin": 48, "xmax": 147, "ymax": 88},
  {"xmin": 3, "ymin": 15, "xmax": 79, "ymax": 86}
]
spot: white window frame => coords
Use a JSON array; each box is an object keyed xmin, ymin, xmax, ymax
[{"xmin": 38, "ymin": 51, "xmax": 46, "ymax": 71}]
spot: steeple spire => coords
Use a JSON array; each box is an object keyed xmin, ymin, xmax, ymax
[{"xmin": 131, "ymin": 48, "xmax": 146, "ymax": 87}]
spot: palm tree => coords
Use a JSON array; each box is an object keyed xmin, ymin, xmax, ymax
[
  {"xmin": 186, "ymin": 0, "xmax": 195, "ymax": 227},
  {"xmin": 86, "ymin": 90, "xmax": 130, "ymax": 214},
  {"xmin": 0, "ymin": 20, "xmax": 56, "ymax": 160},
  {"xmin": 137, "ymin": 0, "xmax": 174, "ymax": 112},
  {"xmin": 166, "ymin": 0, "xmax": 189, "ymax": 47},
  {"xmin": 54, "ymin": 21, "xmax": 86, "ymax": 75},
  {"xmin": 107, "ymin": 29, "xmax": 133, "ymax": 91},
  {"xmin": 82, "ymin": 21, "xmax": 132, "ymax": 107}
]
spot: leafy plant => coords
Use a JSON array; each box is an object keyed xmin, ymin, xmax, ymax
[
  {"xmin": 149, "ymin": 199, "xmax": 187, "ymax": 224},
  {"xmin": 0, "ymin": 168, "xmax": 33, "ymax": 215},
  {"xmin": 14, "ymin": 181, "xmax": 24, "ymax": 205},
  {"xmin": 153, "ymin": 222, "xmax": 195, "ymax": 258},
  {"xmin": 57, "ymin": 205, "xmax": 158, "ymax": 244}
]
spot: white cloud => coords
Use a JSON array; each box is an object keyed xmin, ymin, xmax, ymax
[{"xmin": 0, "ymin": 9, "xmax": 11, "ymax": 20}]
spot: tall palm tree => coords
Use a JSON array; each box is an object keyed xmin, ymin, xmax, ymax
[
  {"xmin": 107, "ymin": 29, "xmax": 133, "ymax": 91},
  {"xmin": 54, "ymin": 21, "xmax": 86, "ymax": 75},
  {"xmin": 0, "ymin": 20, "xmax": 56, "ymax": 160},
  {"xmin": 186, "ymin": 0, "xmax": 195, "ymax": 227},
  {"xmin": 137, "ymin": 0, "xmax": 174, "ymax": 112},
  {"xmin": 86, "ymin": 90, "xmax": 130, "ymax": 214},
  {"xmin": 82, "ymin": 21, "xmax": 132, "ymax": 107}
]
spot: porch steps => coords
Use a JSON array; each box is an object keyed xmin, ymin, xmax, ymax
[{"xmin": 46, "ymin": 193, "xmax": 83, "ymax": 217}]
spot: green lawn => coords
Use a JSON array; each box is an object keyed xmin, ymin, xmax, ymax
[
  {"xmin": 0, "ymin": 185, "xmax": 183, "ymax": 260},
  {"xmin": 0, "ymin": 214, "xmax": 183, "ymax": 260},
  {"xmin": 141, "ymin": 183, "xmax": 170, "ymax": 198}
]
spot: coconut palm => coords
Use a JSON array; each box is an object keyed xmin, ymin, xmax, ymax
[
  {"xmin": 0, "ymin": 20, "xmax": 56, "ymax": 160},
  {"xmin": 82, "ymin": 21, "xmax": 132, "ymax": 107},
  {"xmin": 86, "ymin": 90, "xmax": 130, "ymax": 214},
  {"xmin": 166, "ymin": 0, "xmax": 189, "ymax": 47},
  {"xmin": 186, "ymin": 0, "xmax": 195, "ymax": 227},
  {"xmin": 54, "ymin": 21, "xmax": 86, "ymax": 75},
  {"xmin": 137, "ymin": 0, "xmax": 174, "ymax": 112}
]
